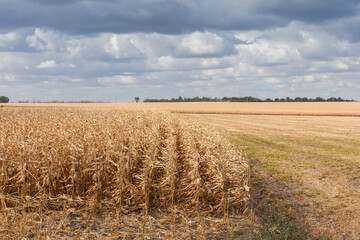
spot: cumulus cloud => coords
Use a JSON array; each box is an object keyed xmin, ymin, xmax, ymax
[
  {"xmin": 0, "ymin": 53, "xmax": 31, "ymax": 71},
  {"xmin": 0, "ymin": 32, "xmax": 16, "ymax": 49},
  {"xmin": 64, "ymin": 33, "xmax": 144, "ymax": 61},
  {"xmin": 26, "ymin": 28, "xmax": 66, "ymax": 51},
  {"xmin": 71, "ymin": 78, "xmax": 84, "ymax": 83},
  {"xmin": 176, "ymin": 31, "xmax": 226, "ymax": 57},
  {"xmin": 97, "ymin": 75, "xmax": 136, "ymax": 85},
  {"xmin": 264, "ymin": 78, "xmax": 283, "ymax": 84},
  {"xmin": 151, "ymin": 55, "xmax": 229, "ymax": 71},
  {"xmin": 1, "ymin": 1, "xmax": 360, "ymax": 101},
  {"xmin": 236, "ymin": 40, "xmax": 301, "ymax": 65},
  {"xmin": 36, "ymin": 60, "xmax": 57, "ymax": 69},
  {"xmin": 104, "ymin": 34, "xmax": 143, "ymax": 60}
]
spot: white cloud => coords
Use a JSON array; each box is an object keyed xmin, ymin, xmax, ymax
[
  {"xmin": 190, "ymin": 80, "xmax": 211, "ymax": 86},
  {"xmin": 0, "ymin": 32, "xmax": 16, "ymax": 41},
  {"xmin": 97, "ymin": 75, "xmax": 136, "ymax": 84},
  {"xmin": 36, "ymin": 60, "xmax": 57, "ymax": 69},
  {"xmin": 0, "ymin": 74, "xmax": 16, "ymax": 82},
  {"xmin": 176, "ymin": 31, "xmax": 226, "ymax": 57},
  {"xmin": 0, "ymin": 53, "xmax": 29, "ymax": 71},
  {"xmin": 264, "ymin": 78, "xmax": 282, "ymax": 84},
  {"xmin": 104, "ymin": 34, "xmax": 143, "ymax": 59},
  {"xmin": 125, "ymin": 32, "xmax": 231, "ymax": 59},
  {"xmin": 297, "ymin": 30, "xmax": 345, "ymax": 59},
  {"xmin": 122, "ymin": 33, "xmax": 176, "ymax": 57},
  {"xmin": 310, "ymin": 60, "xmax": 351, "ymax": 72},
  {"xmin": 0, "ymin": 32, "xmax": 17, "ymax": 49},
  {"xmin": 152, "ymin": 55, "xmax": 228, "ymax": 71},
  {"xmin": 236, "ymin": 40, "xmax": 300, "ymax": 65},
  {"xmin": 304, "ymin": 75, "xmax": 315, "ymax": 82},
  {"xmin": 335, "ymin": 62, "xmax": 349, "ymax": 70},
  {"xmin": 199, "ymin": 62, "xmax": 261, "ymax": 81},
  {"xmin": 290, "ymin": 75, "xmax": 316, "ymax": 83},
  {"xmin": 71, "ymin": 78, "xmax": 85, "ymax": 83},
  {"xmin": 65, "ymin": 33, "xmax": 143, "ymax": 60},
  {"xmin": 2, "ymin": 24, "xmax": 360, "ymax": 101},
  {"xmin": 26, "ymin": 28, "xmax": 60, "ymax": 51},
  {"xmin": 66, "ymin": 38, "xmax": 83, "ymax": 58}
]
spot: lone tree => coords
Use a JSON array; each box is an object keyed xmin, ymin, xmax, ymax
[{"xmin": 0, "ymin": 96, "xmax": 9, "ymax": 103}]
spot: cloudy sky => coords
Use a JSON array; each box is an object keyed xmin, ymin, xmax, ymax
[{"xmin": 1, "ymin": 0, "xmax": 360, "ymax": 102}]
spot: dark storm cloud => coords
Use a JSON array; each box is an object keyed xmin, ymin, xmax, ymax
[
  {"xmin": 0, "ymin": 0, "xmax": 191, "ymax": 34},
  {"xmin": 0, "ymin": 0, "xmax": 358, "ymax": 35},
  {"xmin": 322, "ymin": 15, "xmax": 360, "ymax": 42},
  {"xmin": 258, "ymin": 0, "xmax": 359, "ymax": 23},
  {"xmin": 27, "ymin": 0, "xmax": 82, "ymax": 5}
]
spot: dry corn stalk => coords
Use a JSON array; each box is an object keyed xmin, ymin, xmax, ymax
[{"xmin": 0, "ymin": 107, "xmax": 249, "ymax": 218}]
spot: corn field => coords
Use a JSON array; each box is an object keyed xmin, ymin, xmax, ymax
[{"xmin": 0, "ymin": 107, "xmax": 249, "ymax": 239}]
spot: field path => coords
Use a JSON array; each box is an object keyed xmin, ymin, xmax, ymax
[{"xmin": 185, "ymin": 114, "xmax": 360, "ymax": 240}]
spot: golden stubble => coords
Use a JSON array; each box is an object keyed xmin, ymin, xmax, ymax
[{"xmin": 6, "ymin": 102, "xmax": 360, "ymax": 116}]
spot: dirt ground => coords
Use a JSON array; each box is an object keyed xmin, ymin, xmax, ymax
[{"xmin": 187, "ymin": 114, "xmax": 360, "ymax": 240}]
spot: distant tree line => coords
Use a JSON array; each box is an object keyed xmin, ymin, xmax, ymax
[
  {"xmin": 0, "ymin": 96, "xmax": 9, "ymax": 103},
  {"xmin": 143, "ymin": 96, "xmax": 356, "ymax": 102}
]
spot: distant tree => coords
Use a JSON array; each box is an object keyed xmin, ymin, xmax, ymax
[
  {"xmin": 193, "ymin": 96, "xmax": 200, "ymax": 102},
  {"xmin": 315, "ymin": 97, "xmax": 324, "ymax": 102},
  {"xmin": 142, "ymin": 96, "xmax": 356, "ymax": 103},
  {"xmin": 134, "ymin": 97, "xmax": 140, "ymax": 103},
  {"xmin": 0, "ymin": 96, "xmax": 9, "ymax": 103}
]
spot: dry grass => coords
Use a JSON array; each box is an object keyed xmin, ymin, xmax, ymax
[
  {"xmin": 0, "ymin": 107, "xmax": 249, "ymax": 239},
  {"xmin": 188, "ymin": 113, "xmax": 360, "ymax": 240},
  {"xmin": 5, "ymin": 102, "xmax": 360, "ymax": 117}
]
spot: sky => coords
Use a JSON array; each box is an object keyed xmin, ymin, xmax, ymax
[{"xmin": 0, "ymin": 0, "xmax": 360, "ymax": 102}]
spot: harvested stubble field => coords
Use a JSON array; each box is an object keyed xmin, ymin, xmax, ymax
[
  {"xmin": 7, "ymin": 102, "xmax": 360, "ymax": 117},
  {"xmin": 2, "ymin": 102, "xmax": 360, "ymax": 239},
  {"xmin": 188, "ymin": 113, "xmax": 360, "ymax": 240},
  {"xmin": 0, "ymin": 106, "xmax": 250, "ymax": 239}
]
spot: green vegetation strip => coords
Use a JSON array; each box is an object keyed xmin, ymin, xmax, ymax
[{"xmin": 227, "ymin": 133, "xmax": 335, "ymax": 239}]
